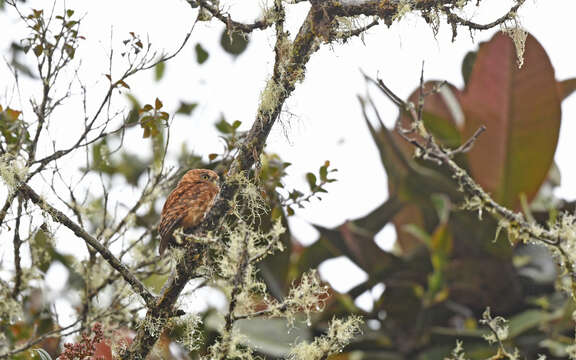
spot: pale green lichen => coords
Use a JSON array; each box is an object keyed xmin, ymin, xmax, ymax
[
  {"xmin": 480, "ymin": 308, "xmax": 509, "ymax": 344},
  {"xmin": 392, "ymin": 0, "xmax": 412, "ymax": 22},
  {"xmin": 139, "ymin": 314, "xmax": 167, "ymax": 338},
  {"xmin": 0, "ymin": 154, "xmax": 28, "ymax": 193},
  {"xmin": 455, "ymin": 0, "xmax": 469, "ymax": 8},
  {"xmin": 259, "ymin": 78, "xmax": 285, "ymax": 116},
  {"xmin": 0, "ymin": 282, "xmax": 24, "ymax": 323},
  {"xmin": 271, "ymin": 270, "xmax": 329, "ymax": 327},
  {"xmin": 288, "ymin": 316, "xmax": 363, "ymax": 360},
  {"xmin": 444, "ymin": 340, "xmax": 469, "ymax": 360},
  {"xmin": 177, "ymin": 313, "xmax": 203, "ymax": 352},
  {"xmin": 205, "ymin": 331, "xmax": 255, "ymax": 360},
  {"xmin": 227, "ymin": 172, "xmax": 269, "ymax": 224},
  {"xmin": 501, "ymin": 16, "xmax": 527, "ymax": 68}
]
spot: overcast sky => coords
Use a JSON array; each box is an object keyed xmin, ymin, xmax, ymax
[{"xmin": 1, "ymin": 0, "xmax": 575, "ymax": 314}]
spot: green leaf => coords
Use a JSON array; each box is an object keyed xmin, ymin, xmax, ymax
[
  {"xmin": 461, "ymin": 50, "xmax": 477, "ymax": 86},
  {"xmin": 305, "ymin": 223, "xmax": 402, "ymax": 275},
  {"xmin": 507, "ymin": 309, "xmax": 557, "ymax": 338},
  {"xmin": 154, "ymin": 61, "xmax": 165, "ymax": 81},
  {"xmin": 33, "ymin": 44, "xmax": 43, "ymax": 57},
  {"xmin": 176, "ymin": 101, "xmax": 197, "ymax": 115},
  {"xmin": 306, "ymin": 173, "xmax": 316, "ymax": 190},
  {"xmin": 319, "ymin": 164, "xmax": 328, "ymax": 181},
  {"xmin": 215, "ymin": 117, "xmax": 233, "ymax": 134},
  {"xmin": 220, "ymin": 30, "xmax": 249, "ymax": 57},
  {"xmin": 462, "ymin": 32, "xmax": 561, "ymax": 209},
  {"xmin": 195, "ymin": 43, "xmax": 209, "ymax": 64},
  {"xmin": 354, "ymin": 195, "xmax": 403, "ymax": 234},
  {"xmin": 65, "ymin": 20, "xmax": 78, "ymax": 29}
]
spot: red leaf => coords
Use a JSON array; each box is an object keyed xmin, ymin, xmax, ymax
[{"xmin": 461, "ymin": 32, "xmax": 561, "ymax": 209}]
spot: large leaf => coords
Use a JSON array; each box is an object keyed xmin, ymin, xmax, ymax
[
  {"xmin": 461, "ymin": 32, "xmax": 561, "ymax": 209},
  {"xmin": 297, "ymin": 223, "xmax": 402, "ymax": 276}
]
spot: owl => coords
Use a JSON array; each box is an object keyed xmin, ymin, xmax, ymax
[{"xmin": 158, "ymin": 169, "xmax": 220, "ymax": 255}]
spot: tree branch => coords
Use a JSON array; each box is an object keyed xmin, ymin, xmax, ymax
[
  {"xmin": 16, "ymin": 183, "xmax": 156, "ymax": 308},
  {"xmin": 121, "ymin": 5, "xmax": 322, "ymax": 359},
  {"xmin": 187, "ymin": 0, "xmax": 274, "ymax": 33}
]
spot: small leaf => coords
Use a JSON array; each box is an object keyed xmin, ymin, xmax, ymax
[
  {"xmin": 220, "ymin": 30, "xmax": 249, "ymax": 57},
  {"xmin": 319, "ymin": 164, "xmax": 328, "ymax": 181},
  {"xmin": 142, "ymin": 104, "xmax": 153, "ymax": 112},
  {"xmin": 104, "ymin": 74, "xmax": 111, "ymax": 81},
  {"xmin": 66, "ymin": 9, "xmax": 75, "ymax": 17},
  {"xmin": 176, "ymin": 102, "xmax": 197, "ymax": 115},
  {"xmin": 208, "ymin": 153, "xmax": 218, "ymax": 161},
  {"xmin": 117, "ymin": 80, "xmax": 130, "ymax": 89},
  {"xmin": 159, "ymin": 111, "xmax": 169, "ymax": 121},
  {"xmin": 33, "ymin": 44, "xmax": 43, "ymax": 57},
  {"xmin": 64, "ymin": 44, "xmax": 75, "ymax": 59},
  {"xmin": 195, "ymin": 43, "xmax": 209, "ymax": 64},
  {"xmin": 5, "ymin": 108, "xmax": 22, "ymax": 121},
  {"xmin": 215, "ymin": 118, "xmax": 233, "ymax": 134},
  {"xmin": 306, "ymin": 173, "xmax": 317, "ymax": 190},
  {"xmin": 154, "ymin": 61, "xmax": 166, "ymax": 81},
  {"xmin": 65, "ymin": 20, "xmax": 78, "ymax": 29},
  {"xmin": 232, "ymin": 120, "xmax": 242, "ymax": 129},
  {"xmin": 154, "ymin": 98, "xmax": 163, "ymax": 110},
  {"xmin": 286, "ymin": 206, "xmax": 295, "ymax": 216}
]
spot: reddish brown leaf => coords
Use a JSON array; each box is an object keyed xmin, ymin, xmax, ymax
[
  {"xmin": 557, "ymin": 78, "xmax": 576, "ymax": 101},
  {"xmin": 461, "ymin": 32, "xmax": 561, "ymax": 209},
  {"xmin": 154, "ymin": 97, "xmax": 163, "ymax": 110}
]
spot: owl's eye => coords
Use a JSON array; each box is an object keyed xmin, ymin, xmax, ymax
[{"xmin": 202, "ymin": 174, "xmax": 210, "ymax": 180}]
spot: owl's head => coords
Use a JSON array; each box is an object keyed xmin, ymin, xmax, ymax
[{"xmin": 180, "ymin": 169, "xmax": 220, "ymax": 186}]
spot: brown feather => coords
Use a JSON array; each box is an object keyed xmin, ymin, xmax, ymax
[{"xmin": 158, "ymin": 169, "xmax": 220, "ymax": 255}]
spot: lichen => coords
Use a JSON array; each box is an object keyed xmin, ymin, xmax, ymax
[
  {"xmin": 288, "ymin": 316, "xmax": 363, "ymax": 360},
  {"xmin": 0, "ymin": 282, "xmax": 24, "ymax": 323},
  {"xmin": 259, "ymin": 79, "xmax": 285, "ymax": 116},
  {"xmin": 177, "ymin": 313, "xmax": 203, "ymax": 351},
  {"xmin": 501, "ymin": 16, "xmax": 527, "ymax": 68},
  {"xmin": 0, "ymin": 154, "xmax": 28, "ymax": 194}
]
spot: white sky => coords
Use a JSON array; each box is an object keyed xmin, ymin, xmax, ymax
[{"xmin": 1, "ymin": 0, "xmax": 576, "ymax": 315}]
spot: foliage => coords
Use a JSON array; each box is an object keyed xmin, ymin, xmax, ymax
[{"xmin": 1, "ymin": 1, "xmax": 574, "ymax": 360}]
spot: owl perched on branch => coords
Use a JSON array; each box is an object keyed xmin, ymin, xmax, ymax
[{"xmin": 158, "ymin": 169, "xmax": 220, "ymax": 255}]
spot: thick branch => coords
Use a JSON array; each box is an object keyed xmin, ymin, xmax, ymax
[{"xmin": 121, "ymin": 6, "xmax": 321, "ymax": 360}]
